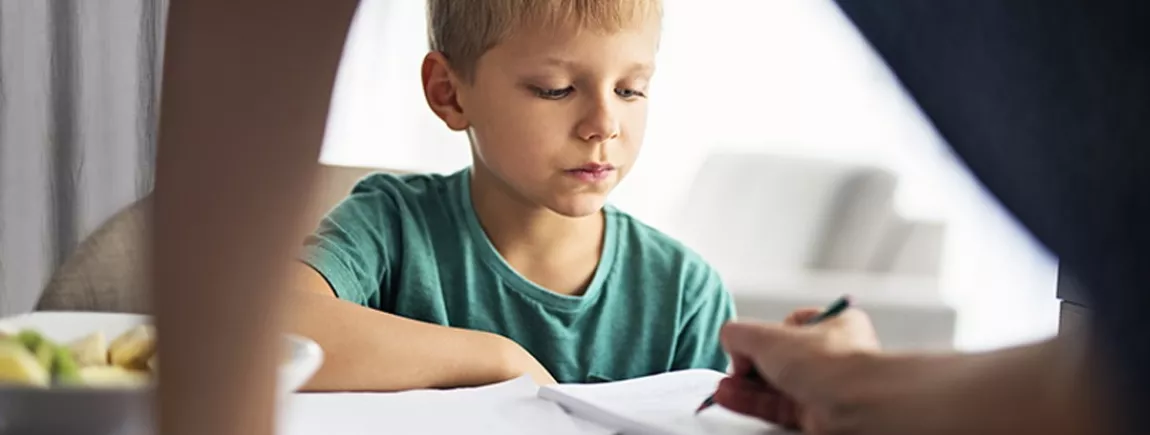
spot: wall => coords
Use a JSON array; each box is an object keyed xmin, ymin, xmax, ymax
[{"xmin": 319, "ymin": 0, "xmax": 1060, "ymax": 351}]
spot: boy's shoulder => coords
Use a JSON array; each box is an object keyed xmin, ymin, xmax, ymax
[
  {"xmin": 322, "ymin": 170, "xmax": 466, "ymax": 230},
  {"xmin": 606, "ymin": 207, "xmax": 722, "ymax": 289},
  {"xmin": 607, "ymin": 207, "xmax": 701, "ymax": 259},
  {"xmin": 348, "ymin": 170, "xmax": 462, "ymax": 198}
]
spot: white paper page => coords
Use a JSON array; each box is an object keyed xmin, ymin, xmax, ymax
[
  {"xmin": 570, "ymin": 415, "xmax": 620, "ymax": 435},
  {"xmin": 539, "ymin": 370, "xmax": 795, "ymax": 435},
  {"xmin": 281, "ymin": 376, "xmax": 597, "ymax": 435}
]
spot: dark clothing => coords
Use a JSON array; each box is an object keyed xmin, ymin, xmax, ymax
[{"xmin": 834, "ymin": 1, "xmax": 1149, "ymax": 432}]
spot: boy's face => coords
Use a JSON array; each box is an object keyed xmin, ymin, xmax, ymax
[{"xmin": 442, "ymin": 16, "xmax": 660, "ymax": 218}]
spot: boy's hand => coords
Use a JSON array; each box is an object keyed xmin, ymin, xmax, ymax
[
  {"xmin": 713, "ymin": 308, "xmax": 880, "ymax": 432},
  {"xmin": 494, "ymin": 336, "xmax": 557, "ymax": 385}
]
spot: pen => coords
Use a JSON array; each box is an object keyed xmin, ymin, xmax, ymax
[{"xmin": 695, "ymin": 295, "xmax": 853, "ymax": 414}]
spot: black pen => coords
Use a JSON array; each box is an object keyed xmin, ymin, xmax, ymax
[{"xmin": 695, "ymin": 295, "xmax": 853, "ymax": 414}]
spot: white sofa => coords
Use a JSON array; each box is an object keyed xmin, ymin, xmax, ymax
[{"xmin": 670, "ymin": 152, "xmax": 957, "ymax": 351}]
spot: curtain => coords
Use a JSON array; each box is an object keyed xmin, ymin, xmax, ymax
[{"xmin": 0, "ymin": 0, "xmax": 168, "ymax": 316}]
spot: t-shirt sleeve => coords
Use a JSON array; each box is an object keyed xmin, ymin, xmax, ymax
[
  {"xmin": 299, "ymin": 180, "xmax": 398, "ymax": 309},
  {"xmin": 671, "ymin": 263, "xmax": 736, "ymax": 372}
]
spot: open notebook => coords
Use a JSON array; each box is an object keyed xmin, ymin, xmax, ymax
[
  {"xmin": 538, "ymin": 369, "xmax": 794, "ymax": 435},
  {"xmin": 283, "ymin": 375, "xmax": 609, "ymax": 435}
]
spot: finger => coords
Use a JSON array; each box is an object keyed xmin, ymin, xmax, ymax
[
  {"xmin": 792, "ymin": 402, "xmax": 809, "ymax": 431},
  {"xmin": 809, "ymin": 308, "xmax": 883, "ymax": 352},
  {"xmin": 813, "ymin": 307, "xmax": 873, "ymax": 330},
  {"xmin": 784, "ymin": 308, "xmax": 824, "ymax": 326},
  {"xmin": 712, "ymin": 377, "xmax": 785, "ymax": 423},
  {"xmin": 729, "ymin": 354, "xmax": 755, "ymax": 378},
  {"xmin": 776, "ymin": 394, "xmax": 798, "ymax": 429},
  {"xmin": 720, "ymin": 322, "xmax": 807, "ymax": 392},
  {"xmin": 720, "ymin": 321, "xmax": 783, "ymax": 357}
]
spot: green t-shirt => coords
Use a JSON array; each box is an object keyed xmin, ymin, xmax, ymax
[{"xmin": 300, "ymin": 168, "xmax": 734, "ymax": 383}]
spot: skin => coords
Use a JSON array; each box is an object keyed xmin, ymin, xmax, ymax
[
  {"xmin": 425, "ymin": 18, "xmax": 660, "ymax": 294},
  {"xmin": 155, "ymin": 2, "xmax": 1115, "ymax": 434},
  {"xmin": 152, "ymin": 1, "xmax": 357, "ymax": 434},
  {"xmin": 713, "ymin": 310, "xmax": 1113, "ymax": 435},
  {"xmin": 288, "ymin": 13, "xmax": 663, "ymax": 391}
]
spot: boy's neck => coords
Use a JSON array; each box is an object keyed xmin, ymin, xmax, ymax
[
  {"xmin": 468, "ymin": 166, "xmax": 604, "ymax": 257},
  {"xmin": 468, "ymin": 164, "xmax": 605, "ymax": 296}
]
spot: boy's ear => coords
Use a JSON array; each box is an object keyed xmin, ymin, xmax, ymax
[{"xmin": 421, "ymin": 52, "xmax": 470, "ymax": 131}]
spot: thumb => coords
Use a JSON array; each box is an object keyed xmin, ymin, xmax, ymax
[
  {"xmin": 784, "ymin": 308, "xmax": 825, "ymax": 326},
  {"xmin": 720, "ymin": 321, "xmax": 813, "ymax": 394}
]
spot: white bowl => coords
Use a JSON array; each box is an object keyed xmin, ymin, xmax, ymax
[{"xmin": 0, "ymin": 312, "xmax": 323, "ymax": 435}]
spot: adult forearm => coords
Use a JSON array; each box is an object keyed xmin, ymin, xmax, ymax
[
  {"xmin": 153, "ymin": 1, "xmax": 358, "ymax": 435},
  {"xmin": 288, "ymin": 292, "xmax": 523, "ymax": 391},
  {"xmin": 861, "ymin": 337, "xmax": 1109, "ymax": 435}
]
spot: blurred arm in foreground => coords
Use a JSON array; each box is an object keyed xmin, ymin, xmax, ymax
[{"xmin": 152, "ymin": 2, "xmax": 358, "ymax": 435}]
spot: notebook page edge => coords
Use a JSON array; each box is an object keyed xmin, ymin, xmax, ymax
[
  {"xmin": 537, "ymin": 370, "xmax": 728, "ymax": 435},
  {"xmin": 538, "ymin": 385, "xmax": 673, "ymax": 435}
]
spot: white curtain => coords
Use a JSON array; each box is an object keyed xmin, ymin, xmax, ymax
[{"xmin": 0, "ymin": 0, "xmax": 167, "ymax": 316}]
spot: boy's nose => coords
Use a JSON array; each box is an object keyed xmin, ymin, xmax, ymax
[{"xmin": 576, "ymin": 103, "xmax": 620, "ymax": 144}]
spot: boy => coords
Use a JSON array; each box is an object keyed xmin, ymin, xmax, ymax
[{"xmin": 289, "ymin": 0, "xmax": 734, "ymax": 391}]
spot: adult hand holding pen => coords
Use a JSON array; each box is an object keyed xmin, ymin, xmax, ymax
[
  {"xmin": 714, "ymin": 307, "xmax": 1109, "ymax": 435},
  {"xmin": 715, "ymin": 307, "xmax": 880, "ymax": 432}
]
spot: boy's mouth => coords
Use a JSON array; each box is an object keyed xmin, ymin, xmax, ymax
[{"xmin": 565, "ymin": 163, "xmax": 615, "ymax": 183}]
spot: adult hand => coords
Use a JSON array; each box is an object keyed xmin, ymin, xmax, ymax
[{"xmin": 713, "ymin": 308, "xmax": 881, "ymax": 433}]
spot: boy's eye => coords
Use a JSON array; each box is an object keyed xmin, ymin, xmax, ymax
[
  {"xmin": 534, "ymin": 86, "xmax": 574, "ymax": 100},
  {"xmin": 615, "ymin": 88, "xmax": 647, "ymax": 100}
]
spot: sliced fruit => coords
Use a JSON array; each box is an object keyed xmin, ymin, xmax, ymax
[
  {"xmin": 109, "ymin": 325, "xmax": 156, "ymax": 369},
  {"xmin": 53, "ymin": 346, "xmax": 82, "ymax": 384},
  {"xmin": 15, "ymin": 330, "xmax": 45, "ymax": 352},
  {"xmin": 77, "ymin": 366, "xmax": 151, "ymax": 388},
  {"xmin": 68, "ymin": 331, "xmax": 109, "ymax": 367},
  {"xmin": 33, "ymin": 341, "xmax": 55, "ymax": 371},
  {"xmin": 0, "ymin": 339, "xmax": 50, "ymax": 387}
]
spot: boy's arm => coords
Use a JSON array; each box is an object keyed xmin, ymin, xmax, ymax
[{"xmin": 287, "ymin": 263, "xmax": 556, "ymax": 391}]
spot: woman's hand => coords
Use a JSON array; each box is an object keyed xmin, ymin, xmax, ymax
[
  {"xmin": 714, "ymin": 308, "xmax": 1109, "ymax": 435},
  {"xmin": 713, "ymin": 308, "xmax": 881, "ymax": 433}
]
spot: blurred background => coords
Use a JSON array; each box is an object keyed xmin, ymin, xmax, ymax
[{"xmin": 0, "ymin": 0, "xmax": 1058, "ymax": 352}]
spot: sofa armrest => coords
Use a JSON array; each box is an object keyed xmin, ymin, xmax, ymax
[{"xmin": 727, "ymin": 272, "xmax": 957, "ymax": 351}]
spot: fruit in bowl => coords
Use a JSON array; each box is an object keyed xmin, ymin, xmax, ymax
[
  {"xmin": 0, "ymin": 312, "xmax": 324, "ymax": 435},
  {"xmin": 0, "ymin": 325, "xmax": 156, "ymax": 389}
]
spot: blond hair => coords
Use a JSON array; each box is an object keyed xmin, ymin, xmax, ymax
[{"xmin": 427, "ymin": 0, "xmax": 662, "ymax": 80}]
